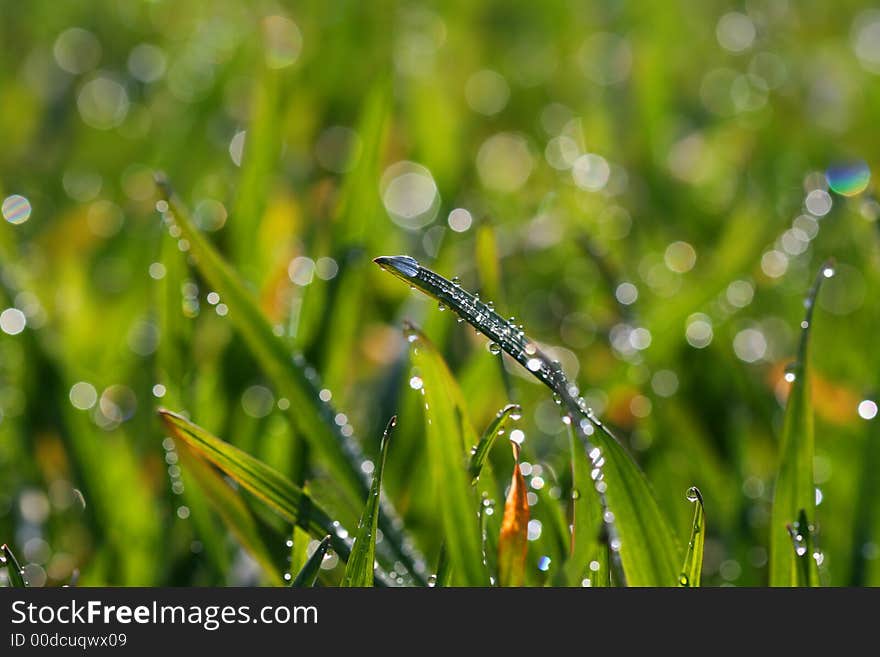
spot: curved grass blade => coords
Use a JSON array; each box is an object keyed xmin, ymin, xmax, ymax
[
  {"xmin": 158, "ymin": 409, "xmax": 352, "ymax": 561},
  {"xmin": 1, "ymin": 544, "xmax": 27, "ymax": 587},
  {"xmin": 769, "ymin": 261, "xmax": 833, "ymax": 586},
  {"xmin": 679, "ymin": 487, "xmax": 705, "ymax": 587},
  {"xmin": 407, "ymin": 326, "xmax": 490, "ymax": 586},
  {"xmin": 291, "ymin": 535, "xmax": 332, "ymax": 588},
  {"xmin": 342, "ymin": 416, "xmax": 396, "ymax": 587},
  {"xmin": 498, "ymin": 441, "xmax": 529, "ymax": 587},
  {"xmin": 155, "ymin": 179, "xmax": 424, "ymax": 584},
  {"xmin": 375, "ymin": 255, "xmax": 681, "ymax": 586},
  {"xmin": 469, "ymin": 403, "xmax": 521, "ymax": 484},
  {"xmin": 175, "ymin": 445, "xmax": 283, "ymax": 585}
]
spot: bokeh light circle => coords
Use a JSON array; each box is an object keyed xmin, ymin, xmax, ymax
[{"xmin": 2, "ymin": 195, "xmax": 32, "ymax": 224}]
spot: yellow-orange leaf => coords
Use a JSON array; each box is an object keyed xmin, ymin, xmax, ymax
[{"xmin": 498, "ymin": 441, "xmax": 529, "ymax": 587}]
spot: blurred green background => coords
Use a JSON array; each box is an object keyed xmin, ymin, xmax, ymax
[{"xmin": 1, "ymin": 0, "xmax": 879, "ymax": 586}]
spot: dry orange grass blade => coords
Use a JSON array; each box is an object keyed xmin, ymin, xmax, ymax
[{"xmin": 498, "ymin": 441, "xmax": 529, "ymax": 587}]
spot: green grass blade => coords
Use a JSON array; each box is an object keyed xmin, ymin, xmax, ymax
[
  {"xmin": 155, "ymin": 180, "xmax": 424, "ymax": 583},
  {"xmin": 407, "ymin": 325, "xmax": 490, "ymax": 586},
  {"xmin": 1, "ymin": 544, "xmax": 27, "ymax": 588},
  {"xmin": 375, "ymin": 256, "xmax": 682, "ymax": 586},
  {"xmin": 563, "ymin": 425, "xmax": 603, "ymax": 586},
  {"xmin": 342, "ymin": 416, "xmax": 396, "ymax": 587},
  {"xmin": 787, "ymin": 509, "xmax": 820, "ymax": 587},
  {"xmin": 175, "ymin": 445, "xmax": 283, "ymax": 585},
  {"xmin": 679, "ymin": 487, "xmax": 705, "ymax": 587},
  {"xmin": 497, "ymin": 442, "xmax": 529, "ymax": 587},
  {"xmin": 769, "ymin": 261, "xmax": 833, "ymax": 586},
  {"xmin": 468, "ymin": 403, "xmax": 521, "ymax": 483},
  {"xmin": 591, "ymin": 431, "xmax": 680, "ymax": 585},
  {"xmin": 291, "ymin": 535, "xmax": 332, "ymax": 588},
  {"xmin": 434, "ymin": 546, "xmax": 451, "ymax": 588},
  {"xmin": 158, "ymin": 409, "xmax": 352, "ymax": 561},
  {"xmin": 589, "ymin": 544, "xmax": 613, "ymax": 587}
]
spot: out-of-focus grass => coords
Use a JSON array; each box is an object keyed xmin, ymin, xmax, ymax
[{"xmin": 0, "ymin": 0, "xmax": 879, "ymax": 586}]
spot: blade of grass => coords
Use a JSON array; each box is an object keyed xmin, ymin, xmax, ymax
[
  {"xmin": 787, "ymin": 509, "xmax": 820, "ymax": 587},
  {"xmin": 229, "ymin": 64, "xmax": 281, "ymax": 275},
  {"xmin": 406, "ymin": 325, "xmax": 490, "ymax": 586},
  {"xmin": 769, "ymin": 260, "xmax": 833, "ymax": 586},
  {"xmin": 175, "ymin": 444, "xmax": 283, "ymax": 585},
  {"xmin": 155, "ymin": 180, "xmax": 425, "ymax": 584},
  {"xmin": 158, "ymin": 409, "xmax": 352, "ymax": 561},
  {"xmin": 375, "ymin": 255, "xmax": 682, "ymax": 585},
  {"xmin": 1, "ymin": 544, "xmax": 27, "ymax": 587},
  {"xmin": 498, "ymin": 441, "xmax": 529, "ymax": 587},
  {"xmin": 679, "ymin": 486, "xmax": 705, "ymax": 587},
  {"xmin": 468, "ymin": 403, "xmax": 521, "ymax": 483},
  {"xmin": 291, "ymin": 535, "xmax": 332, "ymax": 588},
  {"xmin": 563, "ymin": 424, "xmax": 603, "ymax": 586},
  {"xmin": 342, "ymin": 416, "xmax": 396, "ymax": 587}
]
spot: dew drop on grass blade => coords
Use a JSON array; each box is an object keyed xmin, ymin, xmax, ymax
[
  {"xmin": 291, "ymin": 535, "xmax": 332, "ymax": 588},
  {"xmin": 679, "ymin": 486, "xmax": 705, "ymax": 587},
  {"xmin": 1, "ymin": 544, "xmax": 27, "ymax": 588},
  {"xmin": 769, "ymin": 260, "xmax": 833, "ymax": 587},
  {"xmin": 786, "ymin": 509, "xmax": 820, "ymax": 587},
  {"xmin": 375, "ymin": 255, "xmax": 681, "ymax": 586},
  {"xmin": 342, "ymin": 416, "xmax": 396, "ymax": 587}
]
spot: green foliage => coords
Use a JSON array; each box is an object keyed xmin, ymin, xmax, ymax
[
  {"xmin": 2, "ymin": 544, "xmax": 27, "ymax": 588},
  {"xmin": 769, "ymin": 265, "xmax": 829, "ymax": 586},
  {"xmin": 679, "ymin": 487, "xmax": 706, "ymax": 587},
  {"xmin": 407, "ymin": 326, "xmax": 489, "ymax": 586},
  {"xmin": 291, "ymin": 536, "xmax": 332, "ymax": 588},
  {"xmin": 1, "ymin": 1, "xmax": 877, "ymax": 588},
  {"xmin": 342, "ymin": 417, "xmax": 395, "ymax": 587},
  {"xmin": 159, "ymin": 410, "xmax": 352, "ymax": 564}
]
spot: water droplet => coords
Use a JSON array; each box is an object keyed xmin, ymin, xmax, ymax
[
  {"xmin": 822, "ymin": 265, "xmax": 835, "ymax": 278},
  {"xmin": 571, "ymin": 488, "xmax": 581, "ymax": 500},
  {"xmin": 486, "ymin": 301, "xmax": 495, "ymax": 311},
  {"xmin": 784, "ymin": 363, "xmax": 797, "ymax": 383},
  {"xmin": 537, "ymin": 556, "xmax": 552, "ymax": 572},
  {"xmin": 552, "ymin": 393, "xmax": 562, "ymax": 405},
  {"xmin": 451, "ymin": 277, "xmax": 461, "ymax": 286},
  {"xmin": 801, "ymin": 320, "xmax": 809, "ymax": 329},
  {"xmin": 686, "ymin": 486, "xmax": 700, "ymax": 503},
  {"xmin": 427, "ymin": 574, "xmax": 438, "ymax": 587},
  {"xmin": 488, "ymin": 342, "xmax": 501, "ymax": 355},
  {"xmin": 526, "ymin": 358, "xmax": 542, "ymax": 372},
  {"xmin": 524, "ymin": 342, "xmax": 537, "ymax": 356},
  {"xmin": 510, "ymin": 408, "xmax": 522, "ymax": 421},
  {"xmin": 438, "ymin": 302, "xmax": 446, "ymax": 311},
  {"xmin": 679, "ymin": 574, "xmax": 689, "ymax": 586},
  {"xmin": 456, "ymin": 317, "xmax": 465, "ymax": 323}
]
